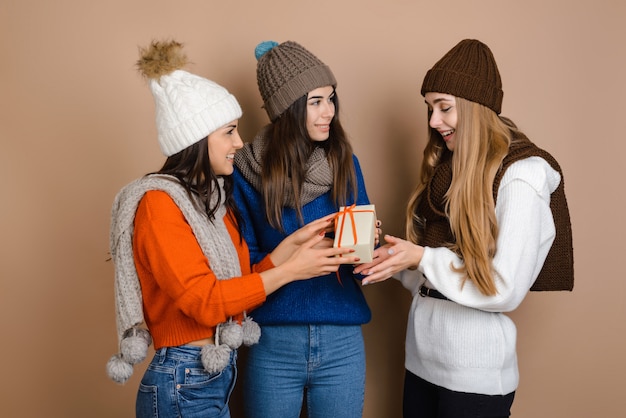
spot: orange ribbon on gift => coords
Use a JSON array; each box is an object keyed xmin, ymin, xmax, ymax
[
  {"xmin": 334, "ymin": 204, "xmax": 358, "ymax": 251},
  {"xmin": 333, "ymin": 204, "xmax": 376, "ymax": 285}
]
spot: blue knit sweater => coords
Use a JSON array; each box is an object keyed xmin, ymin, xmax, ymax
[{"xmin": 232, "ymin": 154, "xmax": 372, "ymax": 325}]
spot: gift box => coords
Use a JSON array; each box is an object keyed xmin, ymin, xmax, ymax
[{"xmin": 333, "ymin": 204, "xmax": 377, "ymax": 264}]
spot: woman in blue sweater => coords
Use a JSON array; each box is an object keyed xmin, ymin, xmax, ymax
[{"xmin": 233, "ymin": 40, "xmax": 373, "ymax": 418}]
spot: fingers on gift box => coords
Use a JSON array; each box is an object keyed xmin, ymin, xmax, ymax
[{"xmin": 333, "ymin": 204, "xmax": 377, "ymax": 264}]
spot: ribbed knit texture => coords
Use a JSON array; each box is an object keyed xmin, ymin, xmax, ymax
[
  {"xmin": 421, "ymin": 39, "xmax": 504, "ymax": 114},
  {"xmin": 149, "ymin": 70, "xmax": 242, "ymax": 156},
  {"xmin": 137, "ymin": 40, "xmax": 242, "ymax": 157},
  {"xmin": 255, "ymin": 41, "xmax": 336, "ymax": 121},
  {"xmin": 400, "ymin": 155, "xmax": 563, "ymax": 395},
  {"xmin": 234, "ymin": 125, "xmax": 333, "ymax": 208},
  {"xmin": 131, "ymin": 188, "xmax": 269, "ymax": 349},
  {"xmin": 493, "ymin": 136, "xmax": 574, "ymax": 291},
  {"xmin": 110, "ymin": 175, "xmax": 242, "ymax": 345},
  {"xmin": 416, "ymin": 135, "xmax": 574, "ymax": 291},
  {"xmin": 232, "ymin": 147, "xmax": 371, "ymax": 325}
]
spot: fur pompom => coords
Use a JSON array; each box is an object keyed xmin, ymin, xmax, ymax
[
  {"xmin": 201, "ymin": 344, "xmax": 231, "ymax": 374},
  {"xmin": 106, "ymin": 354, "xmax": 134, "ymax": 384},
  {"xmin": 137, "ymin": 40, "xmax": 189, "ymax": 79},
  {"xmin": 220, "ymin": 319, "xmax": 243, "ymax": 349},
  {"xmin": 242, "ymin": 316, "xmax": 261, "ymax": 346},
  {"xmin": 255, "ymin": 41, "xmax": 278, "ymax": 61},
  {"xmin": 120, "ymin": 328, "xmax": 152, "ymax": 364}
]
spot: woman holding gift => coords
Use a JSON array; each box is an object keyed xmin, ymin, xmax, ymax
[
  {"xmin": 355, "ymin": 39, "xmax": 573, "ymax": 417},
  {"xmin": 233, "ymin": 40, "xmax": 375, "ymax": 417},
  {"xmin": 106, "ymin": 40, "xmax": 359, "ymax": 418}
]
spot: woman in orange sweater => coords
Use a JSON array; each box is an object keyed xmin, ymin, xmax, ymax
[{"xmin": 106, "ymin": 40, "xmax": 358, "ymax": 418}]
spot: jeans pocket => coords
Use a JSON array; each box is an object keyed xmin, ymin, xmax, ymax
[
  {"xmin": 136, "ymin": 383, "xmax": 158, "ymax": 418},
  {"xmin": 177, "ymin": 364, "xmax": 234, "ymax": 418}
]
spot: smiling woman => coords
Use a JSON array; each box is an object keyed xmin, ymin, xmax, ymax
[
  {"xmin": 232, "ymin": 39, "xmax": 379, "ymax": 418},
  {"xmin": 306, "ymin": 86, "xmax": 336, "ymax": 142},
  {"xmin": 106, "ymin": 39, "xmax": 359, "ymax": 418},
  {"xmin": 424, "ymin": 93, "xmax": 458, "ymax": 150},
  {"xmin": 354, "ymin": 39, "xmax": 574, "ymax": 418},
  {"xmin": 207, "ymin": 121, "xmax": 243, "ymax": 176}
]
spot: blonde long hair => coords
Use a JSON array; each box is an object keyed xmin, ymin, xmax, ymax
[{"xmin": 406, "ymin": 97, "xmax": 516, "ymax": 295}]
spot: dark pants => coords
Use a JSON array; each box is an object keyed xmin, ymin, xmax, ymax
[{"xmin": 403, "ymin": 370, "xmax": 515, "ymax": 418}]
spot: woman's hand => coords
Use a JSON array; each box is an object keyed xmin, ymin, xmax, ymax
[
  {"xmin": 354, "ymin": 235, "xmax": 424, "ymax": 285},
  {"xmin": 374, "ymin": 219, "xmax": 382, "ymax": 246},
  {"xmin": 261, "ymin": 231, "xmax": 359, "ymax": 295},
  {"xmin": 283, "ymin": 232, "xmax": 359, "ymax": 280},
  {"xmin": 270, "ymin": 214, "xmax": 336, "ymax": 265}
]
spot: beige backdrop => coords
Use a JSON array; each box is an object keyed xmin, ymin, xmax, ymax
[{"xmin": 1, "ymin": 0, "xmax": 624, "ymax": 417}]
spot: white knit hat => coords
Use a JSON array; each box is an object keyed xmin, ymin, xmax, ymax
[{"xmin": 138, "ymin": 40, "xmax": 242, "ymax": 156}]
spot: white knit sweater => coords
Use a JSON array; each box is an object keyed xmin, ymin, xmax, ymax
[{"xmin": 398, "ymin": 156, "xmax": 561, "ymax": 395}]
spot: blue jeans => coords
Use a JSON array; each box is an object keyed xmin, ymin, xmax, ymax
[
  {"xmin": 243, "ymin": 324, "xmax": 365, "ymax": 418},
  {"xmin": 136, "ymin": 345, "xmax": 237, "ymax": 418}
]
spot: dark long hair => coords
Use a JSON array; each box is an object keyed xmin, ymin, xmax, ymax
[
  {"xmin": 151, "ymin": 137, "xmax": 242, "ymax": 235},
  {"xmin": 262, "ymin": 89, "xmax": 357, "ymax": 230}
]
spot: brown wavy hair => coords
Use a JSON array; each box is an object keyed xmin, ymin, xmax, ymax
[
  {"xmin": 151, "ymin": 137, "xmax": 242, "ymax": 236},
  {"xmin": 406, "ymin": 97, "xmax": 523, "ymax": 295},
  {"xmin": 261, "ymin": 90, "xmax": 357, "ymax": 230}
]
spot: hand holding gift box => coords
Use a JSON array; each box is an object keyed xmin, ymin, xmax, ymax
[{"xmin": 333, "ymin": 204, "xmax": 377, "ymax": 264}]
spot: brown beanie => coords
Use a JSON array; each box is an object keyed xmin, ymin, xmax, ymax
[
  {"xmin": 255, "ymin": 41, "xmax": 337, "ymax": 121},
  {"xmin": 421, "ymin": 39, "xmax": 504, "ymax": 114}
]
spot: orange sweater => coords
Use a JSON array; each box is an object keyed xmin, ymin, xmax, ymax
[{"xmin": 132, "ymin": 190, "xmax": 271, "ymax": 349}]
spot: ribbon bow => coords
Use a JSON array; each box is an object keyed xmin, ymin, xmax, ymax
[
  {"xmin": 333, "ymin": 204, "xmax": 375, "ymax": 285},
  {"xmin": 334, "ymin": 204, "xmax": 358, "ymax": 251}
]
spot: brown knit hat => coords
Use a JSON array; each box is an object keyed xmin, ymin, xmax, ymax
[
  {"xmin": 421, "ymin": 39, "xmax": 503, "ymax": 114},
  {"xmin": 255, "ymin": 40, "xmax": 337, "ymax": 121}
]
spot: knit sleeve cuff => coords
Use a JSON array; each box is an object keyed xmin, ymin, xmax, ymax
[{"xmin": 253, "ymin": 254, "xmax": 275, "ymax": 273}]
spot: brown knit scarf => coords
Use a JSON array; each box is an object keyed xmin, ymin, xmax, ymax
[
  {"xmin": 234, "ymin": 125, "xmax": 334, "ymax": 207},
  {"xmin": 416, "ymin": 135, "xmax": 574, "ymax": 291}
]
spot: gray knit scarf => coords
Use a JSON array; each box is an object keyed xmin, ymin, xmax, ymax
[
  {"xmin": 110, "ymin": 174, "xmax": 241, "ymax": 347},
  {"xmin": 234, "ymin": 125, "xmax": 333, "ymax": 207}
]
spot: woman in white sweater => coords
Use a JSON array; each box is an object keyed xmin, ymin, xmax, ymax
[{"xmin": 355, "ymin": 39, "xmax": 572, "ymax": 418}]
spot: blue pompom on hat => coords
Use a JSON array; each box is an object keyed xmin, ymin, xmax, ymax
[{"xmin": 255, "ymin": 40, "xmax": 279, "ymax": 60}]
